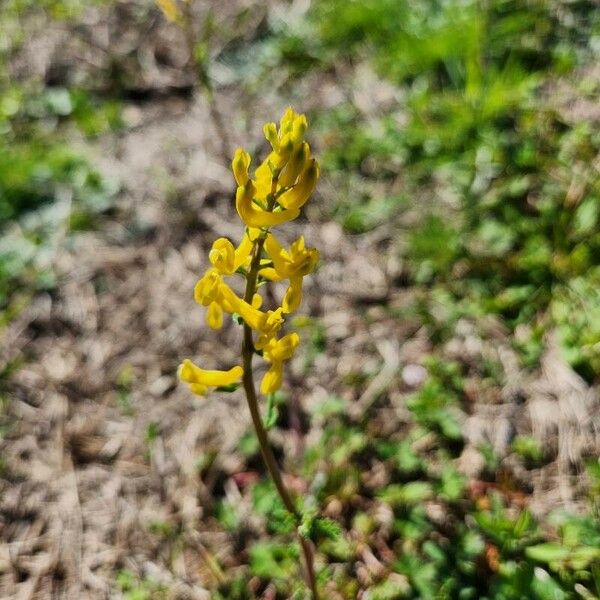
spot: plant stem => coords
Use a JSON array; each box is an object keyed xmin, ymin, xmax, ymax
[
  {"xmin": 241, "ymin": 235, "xmax": 319, "ymax": 599},
  {"xmin": 182, "ymin": 0, "xmax": 230, "ymax": 162}
]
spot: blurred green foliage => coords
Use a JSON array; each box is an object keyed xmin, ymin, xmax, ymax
[
  {"xmin": 215, "ymin": 360, "xmax": 600, "ymax": 598},
  {"xmin": 115, "ymin": 570, "xmax": 166, "ymax": 600},
  {"xmin": 263, "ymin": 0, "xmax": 600, "ymax": 379},
  {"xmin": 0, "ymin": 1, "xmax": 120, "ymax": 319}
]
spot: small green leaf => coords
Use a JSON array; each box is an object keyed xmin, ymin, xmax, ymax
[
  {"xmin": 264, "ymin": 393, "xmax": 279, "ymax": 430},
  {"xmin": 379, "ymin": 481, "xmax": 433, "ymax": 506},
  {"xmin": 215, "ymin": 383, "xmax": 240, "ymax": 392},
  {"xmin": 314, "ymin": 517, "xmax": 342, "ymax": 541}
]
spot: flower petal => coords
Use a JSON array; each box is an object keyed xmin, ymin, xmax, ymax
[
  {"xmin": 178, "ymin": 359, "xmax": 243, "ymax": 387},
  {"xmin": 236, "ymin": 182, "xmax": 299, "ymax": 228}
]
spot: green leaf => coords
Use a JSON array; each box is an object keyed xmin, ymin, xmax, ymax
[
  {"xmin": 569, "ymin": 546, "xmax": 600, "ymax": 570},
  {"xmin": 249, "ymin": 541, "xmax": 298, "ymax": 581},
  {"xmin": 310, "ymin": 395, "xmax": 347, "ymax": 417},
  {"xmin": 438, "ymin": 466, "xmax": 465, "ymax": 501},
  {"xmin": 264, "ymin": 393, "xmax": 279, "ymax": 430},
  {"xmin": 215, "ymin": 383, "xmax": 240, "ymax": 392},
  {"xmin": 531, "ymin": 567, "xmax": 568, "ymax": 600},
  {"xmin": 526, "ymin": 543, "xmax": 571, "ymax": 563},
  {"xmin": 379, "ymin": 482, "xmax": 433, "ymax": 506},
  {"xmin": 231, "ymin": 312, "xmax": 244, "ymax": 325},
  {"xmin": 574, "ymin": 197, "xmax": 599, "ymax": 236},
  {"xmin": 313, "ymin": 517, "xmax": 342, "ymax": 541}
]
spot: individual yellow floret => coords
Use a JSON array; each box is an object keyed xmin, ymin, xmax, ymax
[
  {"xmin": 260, "ymin": 333, "xmax": 300, "ymax": 394},
  {"xmin": 178, "ymin": 359, "xmax": 243, "ymax": 395}
]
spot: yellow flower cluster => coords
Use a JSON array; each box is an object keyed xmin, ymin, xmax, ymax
[{"xmin": 179, "ymin": 108, "xmax": 319, "ymax": 397}]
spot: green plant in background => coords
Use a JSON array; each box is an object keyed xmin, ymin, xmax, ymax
[
  {"xmin": 0, "ymin": 0, "xmax": 120, "ymax": 322},
  {"xmin": 288, "ymin": 363, "xmax": 599, "ymax": 599},
  {"xmin": 263, "ymin": 0, "xmax": 600, "ymax": 379},
  {"xmin": 0, "ymin": 90, "xmax": 118, "ymax": 317},
  {"xmin": 214, "ymin": 340, "xmax": 599, "ymax": 597},
  {"xmin": 116, "ymin": 569, "xmax": 167, "ymax": 600}
]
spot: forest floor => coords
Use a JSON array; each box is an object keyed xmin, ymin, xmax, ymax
[{"xmin": 1, "ymin": 2, "xmax": 599, "ymax": 599}]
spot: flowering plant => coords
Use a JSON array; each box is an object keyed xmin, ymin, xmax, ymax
[{"xmin": 179, "ymin": 108, "xmax": 320, "ymax": 597}]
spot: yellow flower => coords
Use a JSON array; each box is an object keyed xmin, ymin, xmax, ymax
[
  {"xmin": 232, "ymin": 109, "xmax": 317, "ymax": 223},
  {"xmin": 261, "ymin": 235, "xmax": 319, "ymax": 313},
  {"xmin": 263, "ymin": 122, "xmax": 280, "ymax": 151},
  {"xmin": 260, "ymin": 109, "xmax": 307, "ymax": 178},
  {"xmin": 278, "ymin": 142, "xmax": 309, "ymax": 189},
  {"xmin": 194, "ymin": 268, "xmax": 223, "ymax": 306},
  {"xmin": 217, "ymin": 284, "xmax": 284, "ymax": 338},
  {"xmin": 259, "ymin": 332, "xmax": 300, "ymax": 394},
  {"xmin": 266, "ymin": 109, "xmax": 307, "ymax": 151},
  {"xmin": 262, "ymin": 307, "xmax": 285, "ymax": 338},
  {"xmin": 178, "ymin": 359, "xmax": 243, "ymax": 395},
  {"xmin": 252, "ymin": 293, "xmax": 263, "ymax": 309},
  {"xmin": 290, "ymin": 114, "xmax": 308, "ymax": 143},
  {"xmin": 253, "ymin": 155, "xmax": 277, "ymax": 200},
  {"xmin": 279, "ymin": 107, "xmax": 298, "ymax": 136},
  {"xmin": 236, "ymin": 181, "xmax": 300, "ymax": 228},
  {"xmin": 192, "ymin": 264, "xmax": 280, "ymax": 334},
  {"xmin": 277, "ymin": 159, "xmax": 319, "ymax": 211},
  {"xmin": 253, "ymin": 148, "xmax": 293, "ymax": 198},
  {"xmin": 208, "ymin": 238, "xmax": 235, "ymax": 274},
  {"xmin": 206, "ymin": 301, "xmax": 223, "ymax": 330},
  {"xmin": 282, "ymin": 278, "xmax": 303, "ymax": 313},
  {"xmin": 261, "ymin": 364, "xmax": 283, "ymax": 394},
  {"xmin": 254, "ymin": 308, "xmax": 286, "ymax": 351},
  {"xmin": 263, "ymin": 332, "xmax": 300, "ymax": 362},
  {"xmin": 232, "ymin": 148, "xmax": 251, "ymax": 186},
  {"xmin": 193, "ymin": 269, "xmax": 230, "ymax": 329},
  {"xmin": 264, "ymin": 235, "xmax": 319, "ymax": 278},
  {"xmin": 182, "ymin": 107, "xmax": 318, "ymax": 401},
  {"xmin": 209, "ymin": 233, "xmax": 254, "ymax": 275}
]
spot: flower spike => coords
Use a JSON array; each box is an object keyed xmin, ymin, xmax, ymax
[{"xmin": 178, "ymin": 108, "xmax": 319, "ymax": 590}]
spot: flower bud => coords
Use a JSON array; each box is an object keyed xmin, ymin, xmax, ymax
[
  {"xmin": 291, "ymin": 115, "xmax": 308, "ymax": 143},
  {"xmin": 277, "ymin": 159, "xmax": 319, "ymax": 211},
  {"xmin": 232, "ymin": 148, "xmax": 251, "ymax": 186},
  {"xmin": 209, "ymin": 238, "xmax": 236, "ymax": 274},
  {"xmin": 278, "ymin": 142, "xmax": 309, "ymax": 189},
  {"xmin": 263, "ymin": 123, "xmax": 279, "ymax": 151},
  {"xmin": 260, "ymin": 363, "xmax": 283, "ymax": 394},
  {"xmin": 279, "ymin": 107, "xmax": 296, "ymax": 135}
]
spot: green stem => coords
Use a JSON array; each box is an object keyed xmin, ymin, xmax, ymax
[
  {"xmin": 241, "ymin": 232, "xmax": 319, "ymax": 599},
  {"xmin": 182, "ymin": 1, "xmax": 230, "ymax": 162}
]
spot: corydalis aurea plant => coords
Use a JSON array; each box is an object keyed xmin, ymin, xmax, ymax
[
  {"xmin": 179, "ymin": 108, "xmax": 319, "ymax": 395},
  {"xmin": 178, "ymin": 107, "xmax": 320, "ymax": 597}
]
